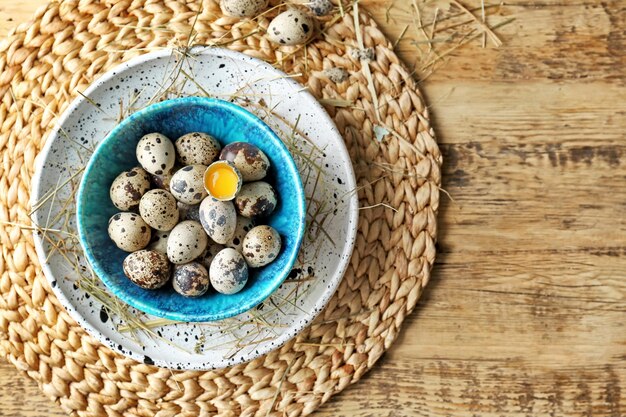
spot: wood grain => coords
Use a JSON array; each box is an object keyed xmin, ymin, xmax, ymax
[{"xmin": 1, "ymin": 0, "xmax": 625, "ymax": 416}]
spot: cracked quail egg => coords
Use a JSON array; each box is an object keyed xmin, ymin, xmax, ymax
[
  {"xmin": 220, "ymin": 0, "xmax": 268, "ymax": 17},
  {"xmin": 109, "ymin": 167, "xmax": 151, "ymax": 211},
  {"xmin": 210, "ymin": 248, "xmax": 249, "ymax": 295},
  {"xmin": 123, "ymin": 250, "xmax": 171, "ymax": 290},
  {"xmin": 148, "ymin": 230, "xmax": 170, "ymax": 254},
  {"xmin": 136, "ymin": 133, "xmax": 176, "ymax": 175},
  {"xmin": 172, "ymin": 262, "xmax": 210, "ymax": 297},
  {"xmin": 267, "ymin": 9, "xmax": 315, "ymax": 46},
  {"xmin": 170, "ymin": 165, "xmax": 208, "ymax": 205},
  {"xmin": 219, "ymin": 142, "xmax": 270, "ymax": 182},
  {"xmin": 235, "ymin": 181, "xmax": 277, "ymax": 218},
  {"xmin": 166, "ymin": 220, "xmax": 208, "ymax": 265},
  {"xmin": 199, "ymin": 197, "xmax": 237, "ymax": 245},
  {"xmin": 108, "ymin": 212, "xmax": 151, "ymax": 252},
  {"xmin": 203, "ymin": 160, "xmax": 242, "ymax": 202},
  {"xmin": 242, "ymin": 225, "xmax": 282, "ymax": 267},
  {"xmin": 139, "ymin": 189, "xmax": 179, "ymax": 231},
  {"xmin": 175, "ymin": 132, "xmax": 221, "ymax": 166}
]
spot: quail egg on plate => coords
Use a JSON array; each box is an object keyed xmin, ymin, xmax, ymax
[
  {"xmin": 242, "ymin": 225, "xmax": 282, "ymax": 267},
  {"xmin": 210, "ymin": 248, "xmax": 249, "ymax": 295},
  {"xmin": 173, "ymin": 262, "xmax": 210, "ymax": 297},
  {"xmin": 109, "ymin": 167, "xmax": 151, "ymax": 211},
  {"xmin": 235, "ymin": 181, "xmax": 277, "ymax": 218},
  {"xmin": 123, "ymin": 250, "xmax": 171, "ymax": 290},
  {"xmin": 170, "ymin": 165, "xmax": 208, "ymax": 205},
  {"xmin": 175, "ymin": 132, "xmax": 221, "ymax": 166},
  {"xmin": 219, "ymin": 142, "xmax": 270, "ymax": 182},
  {"xmin": 136, "ymin": 133, "xmax": 176, "ymax": 175},
  {"xmin": 108, "ymin": 212, "xmax": 151, "ymax": 252},
  {"xmin": 199, "ymin": 197, "xmax": 237, "ymax": 245},
  {"xmin": 167, "ymin": 220, "xmax": 208, "ymax": 264},
  {"xmin": 139, "ymin": 189, "xmax": 179, "ymax": 231}
]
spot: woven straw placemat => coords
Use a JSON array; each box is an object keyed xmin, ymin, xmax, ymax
[{"xmin": 0, "ymin": 0, "xmax": 441, "ymax": 415}]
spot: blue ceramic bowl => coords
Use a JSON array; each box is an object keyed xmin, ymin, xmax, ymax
[{"xmin": 77, "ymin": 97, "xmax": 306, "ymax": 322}]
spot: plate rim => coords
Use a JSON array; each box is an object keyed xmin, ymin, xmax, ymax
[{"xmin": 30, "ymin": 46, "xmax": 359, "ymax": 370}]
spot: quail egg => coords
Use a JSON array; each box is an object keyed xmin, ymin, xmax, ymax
[
  {"xmin": 172, "ymin": 262, "xmax": 210, "ymax": 297},
  {"xmin": 178, "ymin": 202, "xmax": 201, "ymax": 223},
  {"xmin": 203, "ymin": 160, "xmax": 242, "ymax": 201},
  {"xmin": 219, "ymin": 142, "xmax": 270, "ymax": 182},
  {"xmin": 220, "ymin": 0, "xmax": 268, "ymax": 17},
  {"xmin": 299, "ymin": 0, "xmax": 333, "ymax": 16},
  {"xmin": 242, "ymin": 225, "xmax": 282, "ymax": 267},
  {"xmin": 123, "ymin": 250, "xmax": 171, "ymax": 290},
  {"xmin": 235, "ymin": 181, "xmax": 277, "ymax": 218},
  {"xmin": 136, "ymin": 133, "xmax": 176, "ymax": 175},
  {"xmin": 108, "ymin": 212, "xmax": 151, "ymax": 252},
  {"xmin": 210, "ymin": 248, "xmax": 249, "ymax": 295},
  {"xmin": 167, "ymin": 220, "xmax": 208, "ymax": 264},
  {"xmin": 199, "ymin": 197, "xmax": 237, "ymax": 245},
  {"xmin": 109, "ymin": 167, "xmax": 151, "ymax": 211},
  {"xmin": 267, "ymin": 9, "xmax": 315, "ymax": 46},
  {"xmin": 175, "ymin": 132, "xmax": 221, "ymax": 166},
  {"xmin": 150, "ymin": 169, "xmax": 174, "ymax": 191},
  {"xmin": 139, "ymin": 189, "xmax": 179, "ymax": 231},
  {"xmin": 228, "ymin": 216, "xmax": 255, "ymax": 252},
  {"xmin": 199, "ymin": 241, "xmax": 226, "ymax": 270},
  {"xmin": 148, "ymin": 230, "xmax": 170, "ymax": 254},
  {"xmin": 170, "ymin": 165, "xmax": 208, "ymax": 204}
]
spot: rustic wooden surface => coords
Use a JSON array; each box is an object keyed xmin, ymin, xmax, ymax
[{"xmin": 1, "ymin": 0, "xmax": 625, "ymax": 416}]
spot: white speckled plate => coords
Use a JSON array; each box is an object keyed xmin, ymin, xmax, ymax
[{"xmin": 30, "ymin": 47, "xmax": 358, "ymax": 370}]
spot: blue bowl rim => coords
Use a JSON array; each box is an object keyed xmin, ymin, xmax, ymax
[{"xmin": 76, "ymin": 96, "xmax": 307, "ymax": 322}]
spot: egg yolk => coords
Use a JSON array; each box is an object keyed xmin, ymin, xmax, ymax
[{"xmin": 205, "ymin": 164, "xmax": 239, "ymax": 200}]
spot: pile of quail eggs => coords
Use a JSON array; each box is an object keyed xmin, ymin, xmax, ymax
[
  {"xmin": 108, "ymin": 132, "xmax": 282, "ymax": 297},
  {"xmin": 220, "ymin": 0, "xmax": 334, "ymax": 46}
]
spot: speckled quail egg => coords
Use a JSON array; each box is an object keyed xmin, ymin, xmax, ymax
[
  {"xmin": 166, "ymin": 220, "xmax": 208, "ymax": 264},
  {"xmin": 108, "ymin": 212, "xmax": 151, "ymax": 252},
  {"xmin": 136, "ymin": 133, "xmax": 176, "ymax": 175},
  {"xmin": 178, "ymin": 202, "xmax": 201, "ymax": 223},
  {"xmin": 199, "ymin": 197, "xmax": 237, "ymax": 245},
  {"xmin": 148, "ymin": 230, "xmax": 170, "ymax": 254},
  {"xmin": 220, "ymin": 0, "xmax": 268, "ymax": 18},
  {"xmin": 139, "ymin": 189, "xmax": 179, "ymax": 231},
  {"xmin": 219, "ymin": 142, "xmax": 270, "ymax": 182},
  {"xmin": 170, "ymin": 165, "xmax": 208, "ymax": 204},
  {"xmin": 228, "ymin": 216, "xmax": 255, "ymax": 252},
  {"xmin": 109, "ymin": 167, "xmax": 151, "ymax": 211},
  {"xmin": 242, "ymin": 225, "xmax": 282, "ymax": 267},
  {"xmin": 235, "ymin": 181, "xmax": 277, "ymax": 218},
  {"xmin": 199, "ymin": 241, "xmax": 226, "ymax": 270},
  {"xmin": 175, "ymin": 132, "xmax": 221, "ymax": 166},
  {"xmin": 150, "ymin": 169, "xmax": 174, "ymax": 191},
  {"xmin": 210, "ymin": 248, "xmax": 249, "ymax": 294},
  {"xmin": 123, "ymin": 250, "xmax": 171, "ymax": 290},
  {"xmin": 301, "ymin": 0, "xmax": 333, "ymax": 16},
  {"xmin": 267, "ymin": 9, "xmax": 315, "ymax": 46},
  {"xmin": 172, "ymin": 262, "xmax": 210, "ymax": 297}
]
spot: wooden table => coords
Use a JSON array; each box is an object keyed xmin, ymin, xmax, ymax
[{"xmin": 1, "ymin": 0, "xmax": 624, "ymax": 415}]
